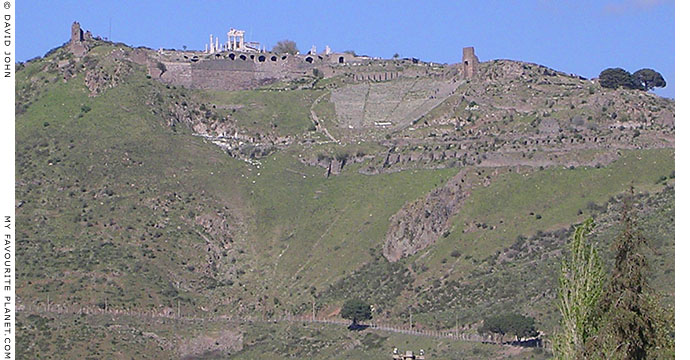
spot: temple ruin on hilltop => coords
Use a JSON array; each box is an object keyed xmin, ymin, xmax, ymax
[{"xmin": 207, "ymin": 28, "xmax": 263, "ymax": 53}]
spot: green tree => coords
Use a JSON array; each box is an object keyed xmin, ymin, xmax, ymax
[
  {"xmin": 585, "ymin": 190, "xmax": 674, "ymax": 359},
  {"xmin": 156, "ymin": 61, "xmax": 167, "ymax": 75},
  {"xmin": 599, "ymin": 68, "xmax": 641, "ymax": 90},
  {"xmin": 340, "ymin": 299, "xmax": 372, "ymax": 327},
  {"xmin": 511, "ymin": 314, "xmax": 539, "ymax": 340},
  {"xmin": 633, "ymin": 69, "xmax": 666, "ymax": 91},
  {"xmin": 553, "ymin": 219, "xmax": 605, "ymax": 360},
  {"xmin": 479, "ymin": 313, "xmax": 538, "ymax": 342},
  {"xmin": 272, "ymin": 40, "xmax": 298, "ymax": 55}
]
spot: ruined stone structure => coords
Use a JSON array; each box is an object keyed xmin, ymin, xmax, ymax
[
  {"xmin": 152, "ymin": 47, "xmax": 377, "ymax": 91},
  {"xmin": 462, "ymin": 47, "xmax": 479, "ymax": 79},
  {"xmin": 392, "ymin": 348, "xmax": 426, "ymax": 359},
  {"xmin": 157, "ymin": 53, "xmax": 327, "ymax": 90},
  {"xmin": 351, "ymin": 71, "xmax": 401, "ymax": 82},
  {"xmin": 207, "ymin": 28, "xmax": 263, "ymax": 54},
  {"xmin": 226, "ymin": 28, "xmax": 246, "ymax": 51},
  {"xmin": 71, "ymin": 21, "xmax": 83, "ymax": 42},
  {"xmin": 66, "ymin": 22, "xmax": 480, "ymax": 92},
  {"xmin": 68, "ymin": 22, "xmax": 89, "ymax": 57}
]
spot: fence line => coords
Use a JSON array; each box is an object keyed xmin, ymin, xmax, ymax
[{"xmin": 17, "ymin": 301, "xmax": 539, "ymax": 346}]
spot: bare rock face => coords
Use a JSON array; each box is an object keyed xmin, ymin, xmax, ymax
[
  {"xmin": 194, "ymin": 211, "xmax": 242, "ymax": 276},
  {"xmin": 84, "ymin": 57, "xmax": 132, "ymax": 96},
  {"xmin": 383, "ymin": 169, "xmax": 471, "ymax": 262},
  {"xmin": 327, "ymin": 158, "xmax": 344, "ymax": 177},
  {"xmin": 177, "ymin": 330, "xmax": 242, "ymax": 359},
  {"xmin": 300, "ymin": 153, "xmax": 370, "ymax": 177},
  {"xmin": 128, "ymin": 48, "xmax": 149, "ymax": 65},
  {"xmin": 194, "ymin": 212, "xmax": 235, "ymax": 246}
]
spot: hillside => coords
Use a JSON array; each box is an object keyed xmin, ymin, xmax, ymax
[{"xmin": 15, "ymin": 33, "xmax": 674, "ymax": 359}]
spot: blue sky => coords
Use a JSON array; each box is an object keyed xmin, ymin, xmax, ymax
[{"xmin": 18, "ymin": 0, "xmax": 675, "ymax": 97}]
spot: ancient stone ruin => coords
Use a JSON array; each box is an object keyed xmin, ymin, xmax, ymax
[
  {"xmin": 66, "ymin": 22, "xmax": 480, "ymax": 91},
  {"xmin": 462, "ymin": 47, "xmax": 479, "ymax": 79},
  {"xmin": 392, "ymin": 348, "xmax": 426, "ymax": 359},
  {"xmin": 68, "ymin": 21, "xmax": 89, "ymax": 57}
]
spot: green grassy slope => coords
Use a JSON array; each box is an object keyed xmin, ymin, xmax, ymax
[
  {"xmin": 426, "ymin": 149, "xmax": 673, "ymax": 274},
  {"xmin": 15, "ymin": 42, "xmax": 674, "ymax": 358},
  {"xmin": 244, "ymin": 151, "xmax": 455, "ymax": 296},
  {"xmin": 232, "ymin": 321, "xmax": 549, "ymax": 360},
  {"xmin": 16, "ymin": 51, "xmax": 252, "ymax": 312},
  {"xmin": 17, "ymin": 312, "xmax": 551, "ymax": 360},
  {"xmin": 16, "ymin": 45, "xmax": 459, "ymax": 317},
  {"xmin": 320, "ymin": 150, "xmax": 674, "ymax": 333}
]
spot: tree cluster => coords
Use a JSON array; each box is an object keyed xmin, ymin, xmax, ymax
[
  {"xmin": 479, "ymin": 312, "xmax": 538, "ymax": 341},
  {"xmin": 598, "ymin": 68, "xmax": 666, "ymax": 91},
  {"xmin": 554, "ymin": 191, "xmax": 674, "ymax": 359}
]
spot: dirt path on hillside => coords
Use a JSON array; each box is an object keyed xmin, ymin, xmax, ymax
[{"xmin": 310, "ymin": 92, "xmax": 338, "ymax": 143}]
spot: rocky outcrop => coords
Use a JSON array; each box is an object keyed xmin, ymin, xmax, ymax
[
  {"xmin": 192, "ymin": 210, "xmax": 245, "ymax": 280},
  {"xmin": 84, "ymin": 56, "xmax": 132, "ymax": 96},
  {"xmin": 383, "ymin": 169, "xmax": 472, "ymax": 262},
  {"xmin": 299, "ymin": 153, "xmax": 371, "ymax": 177},
  {"xmin": 194, "ymin": 213, "xmax": 235, "ymax": 247}
]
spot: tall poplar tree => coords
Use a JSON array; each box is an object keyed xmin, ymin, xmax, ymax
[{"xmin": 553, "ymin": 218, "xmax": 604, "ymax": 360}]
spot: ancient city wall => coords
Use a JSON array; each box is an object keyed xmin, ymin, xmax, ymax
[
  {"xmin": 156, "ymin": 50, "xmax": 356, "ymax": 90},
  {"xmin": 160, "ymin": 62, "xmax": 193, "ymax": 88}
]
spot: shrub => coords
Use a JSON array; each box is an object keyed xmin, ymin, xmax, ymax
[
  {"xmin": 156, "ymin": 61, "xmax": 167, "ymax": 74},
  {"xmin": 272, "ymin": 40, "xmax": 298, "ymax": 55}
]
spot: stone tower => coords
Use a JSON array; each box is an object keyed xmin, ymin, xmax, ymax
[
  {"xmin": 462, "ymin": 47, "xmax": 479, "ymax": 79},
  {"xmin": 68, "ymin": 21, "xmax": 88, "ymax": 56},
  {"xmin": 71, "ymin": 21, "xmax": 84, "ymax": 43}
]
